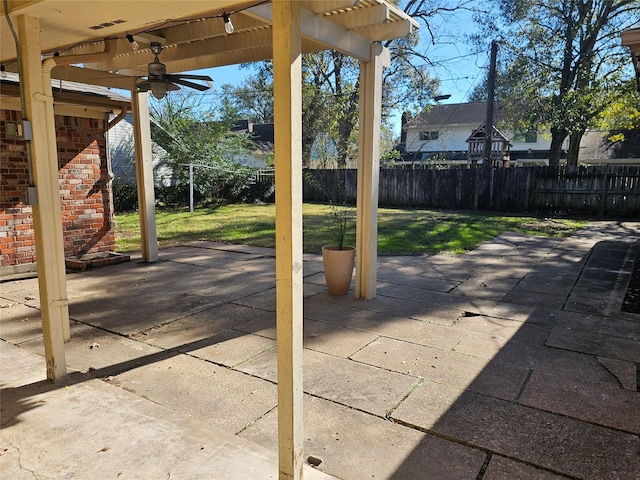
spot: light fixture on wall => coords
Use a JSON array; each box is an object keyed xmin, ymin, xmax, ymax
[
  {"xmin": 126, "ymin": 33, "xmax": 140, "ymax": 51},
  {"xmin": 222, "ymin": 12, "xmax": 234, "ymax": 34}
]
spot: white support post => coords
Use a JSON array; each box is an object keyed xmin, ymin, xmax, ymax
[
  {"xmin": 272, "ymin": 1, "xmax": 304, "ymax": 479},
  {"xmin": 131, "ymin": 90, "xmax": 158, "ymax": 262},
  {"xmin": 189, "ymin": 163, "xmax": 194, "ymax": 212},
  {"xmin": 355, "ymin": 43, "xmax": 389, "ymax": 300},
  {"xmin": 17, "ymin": 14, "xmax": 68, "ymax": 380}
]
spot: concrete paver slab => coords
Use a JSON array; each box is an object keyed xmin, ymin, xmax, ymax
[
  {"xmin": 392, "ymin": 382, "xmax": 640, "ymax": 479},
  {"xmin": 134, "ymin": 302, "xmax": 273, "ymax": 349},
  {"xmin": 329, "ymin": 310, "xmax": 466, "ymax": 350},
  {"xmin": 377, "ymin": 271, "xmax": 460, "ymax": 292},
  {"xmin": 453, "ymin": 314, "xmax": 548, "ymax": 339},
  {"xmin": 0, "ymin": 342, "xmax": 334, "ymax": 480},
  {"xmin": 0, "ymin": 302, "xmax": 44, "ymax": 344},
  {"xmin": 381, "ymin": 285, "xmax": 498, "ymax": 314},
  {"xmin": 597, "ymin": 356, "xmax": 638, "ymax": 391},
  {"xmin": 303, "ymin": 298, "xmax": 352, "ymax": 321},
  {"xmin": 546, "ymin": 324, "xmax": 640, "ymax": 362},
  {"xmin": 451, "ymin": 274, "xmax": 521, "ymax": 299},
  {"xmin": 352, "ymin": 337, "xmax": 529, "ymax": 401},
  {"xmin": 500, "ymin": 289, "xmax": 567, "ymax": 310},
  {"xmin": 519, "ymin": 371, "xmax": 640, "ymax": 434},
  {"xmin": 453, "ymin": 324, "xmax": 550, "ymax": 359},
  {"xmin": 236, "ymin": 347, "xmax": 419, "ymax": 417},
  {"xmin": 19, "ymin": 320, "xmax": 164, "ymax": 374},
  {"xmin": 492, "ymin": 341, "xmax": 621, "ymax": 386},
  {"xmin": 482, "ymin": 455, "xmax": 569, "ymax": 480},
  {"xmin": 515, "ymin": 271, "xmax": 578, "ymax": 296},
  {"xmin": 240, "ymin": 394, "xmax": 487, "ymax": 480},
  {"xmin": 487, "ymin": 302, "xmax": 560, "ymax": 325},
  {"xmin": 190, "ymin": 331, "xmax": 276, "ymax": 367},
  {"xmin": 106, "ymin": 353, "xmax": 278, "ymax": 434},
  {"xmin": 302, "ymin": 319, "xmax": 379, "ymax": 357}
]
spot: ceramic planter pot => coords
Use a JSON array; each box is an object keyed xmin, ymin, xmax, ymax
[{"xmin": 322, "ymin": 245, "xmax": 356, "ymax": 296}]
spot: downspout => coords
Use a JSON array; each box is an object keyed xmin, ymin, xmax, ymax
[
  {"xmin": 38, "ymin": 38, "xmax": 121, "ymax": 342},
  {"xmin": 106, "ymin": 105, "xmax": 130, "ymax": 176}
]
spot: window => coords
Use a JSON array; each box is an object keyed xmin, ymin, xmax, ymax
[
  {"xmin": 419, "ymin": 131, "xmax": 439, "ymax": 141},
  {"xmin": 513, "ymin": 129, "xmax": 538, "ymax": 143}
]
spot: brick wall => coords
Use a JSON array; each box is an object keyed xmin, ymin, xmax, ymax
[{"xmin": 1, "ymin": 109, "xmax": 115, "ymax": 271}]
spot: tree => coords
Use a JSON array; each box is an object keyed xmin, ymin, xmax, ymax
[
  {"xmin": 149, "ymin": 92, "xmax": 258, "ymax": 204},
  {"xmin": 222, "ymin": 0, "xmax": 476, "ymax": 167},
  {"xmin": 220, "ymin": 67, "xmax": 274, "ymax": 123},
  {"xmin": 474, "ymin": 0, "xmax": 640, "ymax": 165}
]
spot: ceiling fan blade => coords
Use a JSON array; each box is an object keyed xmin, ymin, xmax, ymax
[
  {"xmin": 166, "ymin": 74, "xmax": 213, "ymax": 82},
  {"xmin": 171, "ymin": 78, "xmax": 211, "ymax": 91}
]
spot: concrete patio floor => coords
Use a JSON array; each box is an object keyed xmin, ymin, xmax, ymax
[{"xmin": 1, "ymin": 221, "xmax": 639, "ymax": 479}]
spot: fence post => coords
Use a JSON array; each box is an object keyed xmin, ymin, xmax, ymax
[
  {"xmin": 489, "ymin": 167, "xmax": 494, "ymax": 209},
  {"xmin": 472, "ymin": 169, "xmax": 478, "ymax": 210},
  {"xmin": 599, "ymin": 168, "xmax": 608, "ymax": 218}
]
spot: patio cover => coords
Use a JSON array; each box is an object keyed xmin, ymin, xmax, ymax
[{"xmin": 0, "ymin": 1, "xmax": 418, "ymax": 478}]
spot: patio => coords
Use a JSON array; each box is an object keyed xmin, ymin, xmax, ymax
[{"xmin": 1, "ymin": 221, "xmax": 639, "ymax": 479}]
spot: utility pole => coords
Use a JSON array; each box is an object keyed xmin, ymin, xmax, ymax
[{"xmin": 483, "ymin": 40, "xmax": 498, "ymax": 169}]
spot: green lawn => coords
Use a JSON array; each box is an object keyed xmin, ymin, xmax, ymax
[{"xmin": 114, "ymin": 204, "xmax": 587, "ymax": 255}]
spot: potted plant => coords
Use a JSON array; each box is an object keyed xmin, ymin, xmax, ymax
[
  {"xmin": 321, "ymin": 205, "xmax": 356, "ymax": 296},
  {"xmin": 306, "ymin": 169, "xmax": 355, "ymax": 296}
]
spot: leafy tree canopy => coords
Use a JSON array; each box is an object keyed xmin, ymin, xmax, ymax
[
  {"xmin": 149, "ymin": 92, "xmax": 261, "ymax": 204},
  {"xmin": 472, "ymin": 0, "xmax": 640, "ymax": 165}
]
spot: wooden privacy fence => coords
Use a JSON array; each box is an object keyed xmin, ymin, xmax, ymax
[{"xmin": 302, "ymin": 166, "xmax": 640, "ymax": 217}]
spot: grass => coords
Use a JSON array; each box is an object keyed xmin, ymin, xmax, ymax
[{"xmin": 114, "ymin": 203, "xmax": 587, "ymax": 255}]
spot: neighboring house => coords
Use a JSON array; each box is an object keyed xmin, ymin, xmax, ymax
[
  {"xmin": 231, "ymin": 120, "xmax": 274, "ymax": 168},
  {"xmin": 1, "ymin": 73, "xmax": 129, "ymax": 275},
  {"xmin": 400, "ymin": 102, "xmax": 639, "ymax": 167},
  {"xmin": 401, "ymin": 102, "xmax": 559, "ymax": 167},
  {"xmin": 109, "ymin": 113, "xmax": 173, "ymax": 186}
]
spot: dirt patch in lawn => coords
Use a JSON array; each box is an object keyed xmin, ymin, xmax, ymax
[{"xmin": 521, "ymin": 219, "xmax": 578, "ymax": 235}]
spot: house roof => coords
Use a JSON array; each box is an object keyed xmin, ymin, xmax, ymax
[
  {"xmin": 404, "ymin": 101, "xmax": 504, "ymax": 128},
  {"xmin": 579, "ymin": 130, "xmax": 640, "ymax": 160},
  {"xmin": 1, "ymin": 71, "xmax": 130, "ymax": 109},
  {"xmin": 465, "ymin": 122, "xmax": 511, "ymax": 144},
  {"xmin": 232, "ymin": 120, "xmax": 275, "ymax": 154}
]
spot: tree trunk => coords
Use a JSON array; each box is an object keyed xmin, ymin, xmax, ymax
[
  {"xmin": 548, "ymin": 127, "xmax": 568, "ymax": 166},
  {"xmin": 566, "ymin": 130, "xmax": 585, "ymax": 166}
]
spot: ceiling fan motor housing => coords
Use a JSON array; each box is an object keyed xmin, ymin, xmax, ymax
[{"xmin": 148, "ymin": 60, "xmax": 167, "ymax": 78}]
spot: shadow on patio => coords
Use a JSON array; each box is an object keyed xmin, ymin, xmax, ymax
[{"xmin": 1, "ymin": 222, "xmax": 638, "ymax": 479}]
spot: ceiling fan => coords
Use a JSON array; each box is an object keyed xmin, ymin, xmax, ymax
[{"xmin": 136, "ymin": 42, "xmax": 212, "ymax": 99}]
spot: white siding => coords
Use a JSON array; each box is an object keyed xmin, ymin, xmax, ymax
[
  {"xmin": 108, "ymin": 114, "xmax": 173, "ymax": 186},
  {"xmin": 405, "ymin": 126, "xmax": 473, "ymax": 152}
]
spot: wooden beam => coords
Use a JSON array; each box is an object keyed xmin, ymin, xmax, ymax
[
  {"xmin": 246, "ymin": 3, "xmax": 371, "ymax": 61},
  {"xmin": 304, "ymin": 0, "xmax": 359, "ymax": 13},
  {"xmin": 355, "ymin": 43, "xmax": 389, "ymax": 300},
  {"xmin": 325, "ymin": 3, "xmax": 389, "ymax": 29},
  {"xmin": 17, "ymin": 14, "xmax": 68, "ymax": 380},
  {"xmin": 131, "ymin": 90, "xmax": 158, "ymax": 263},
  {"xmin": 161, "ymin": 14, "xmax": 267, "ymax": 45},
  {"xmin": 272, "ymin": 1, "xmax": 304, "ymax": 479},
  {"xmin": 94, "ymin": 27, "xmax": 273, "ymax": 72}
]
